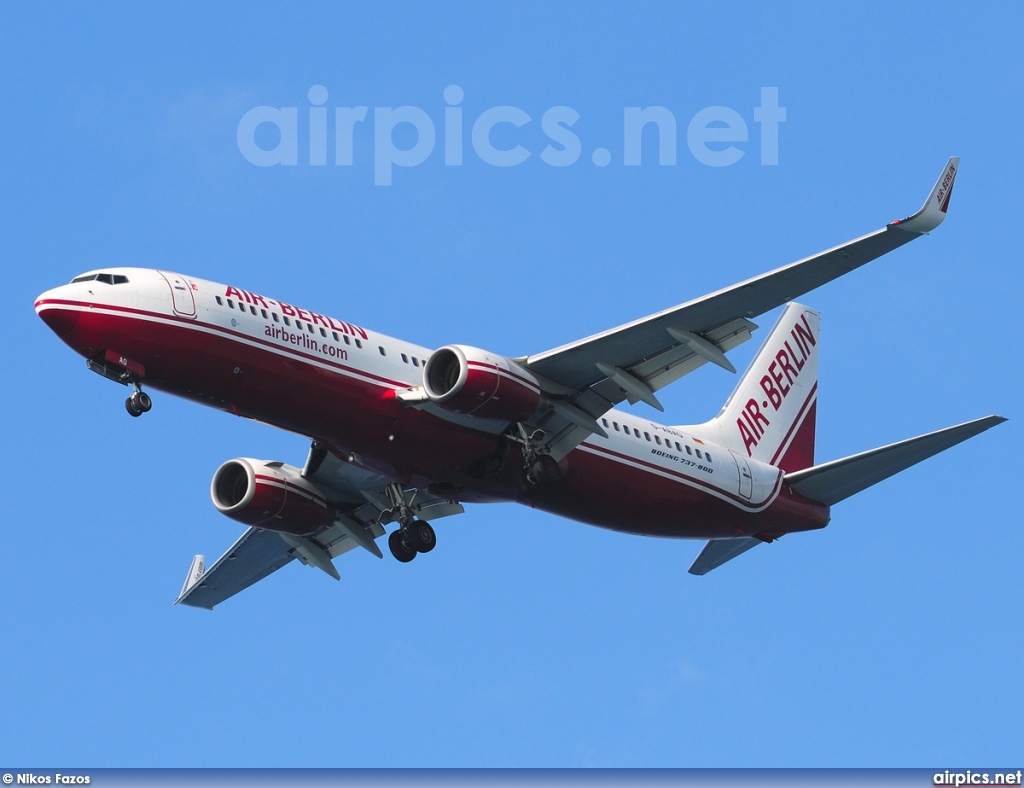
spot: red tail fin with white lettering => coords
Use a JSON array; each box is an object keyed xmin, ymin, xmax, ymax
[{"xmin": 683, "ymin": 303, "xmax": 819, "ymax": 472}]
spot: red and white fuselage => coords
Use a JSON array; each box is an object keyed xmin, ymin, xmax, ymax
[{"xmin": 35, "ymin": 267, "xmax": 830, "ymax": 542}]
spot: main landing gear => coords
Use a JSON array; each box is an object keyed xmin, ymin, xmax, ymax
[
  {"xmin": 383, "ymin": 483, "xmax": 437, "ymax": 563},
  {"xmin": 124, "ymin": 384, "xmax": 153, "ymax": 417},
  {"xmin": 510, "ymin": 424, "xmax": 562, "ymax": 489}
]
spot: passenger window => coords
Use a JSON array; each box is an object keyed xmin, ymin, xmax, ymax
[
  {"xmin": 295, "ymin": 321, "xmax": 303, "ymax": 330},
  {"xmin": 261, "ymin": 309, "xmax": 268, "ymax": 319},
  {"xmin": 644, "ymin": 432, "xmax": 651, "ymax": 441},
  {"xmin": 227, "ymin": 299, "xmax": 234, "ymax": 308},
  {"xmin": 379, "ymin": 346, "xmax": 386, "ymax": 356},
  {"xmin": 685, "ymin": 446, "xmax": 692, "ymax": 455},
  {"xmin": 343, "ymin": 335, "xmax": 351, "ymax": 345},
  {"xmin": 675, "ymin": 442, "xmax": 682, "ymax": 452},
  {"xmin": 401, "ymin": 353, "xmax": 408, "ymax": 363},
  {"xmin": 249, "ymin": 306, "xmax": 256, "ymax": 315},
  {"xmin": 634, "ymin": 428, "xmax": 641, "ymax": 438},
  {"xmin": 355, "ymin": 339, "xmax": 362, "ymax": 349},
  {"xmin": 332, "ymin": 331, "xmax": 339, "ymax": 341},
  {"xmin": 238, "ymin": 301, "xmax": 245, "ymax": 311},
  {"xmin": 655, "ymin": 436, "xmax": 661, "ymax": 445},
  {"xmin": 613, "ymin": 422, "xmax": 620, "ymax": 431},
  {"xmin": 272, "ymin": 313, "xmax": 279, "ymax": 323},
  {"xmin": 705, "ymin": 452, "xmax": 712, "ymax": 462},
  {"xmin": 215, "ymin": 296, "xmax": 223, "ymax": 305},
  {"xmin": 320, "ymin": 327, "xmax": 327, "ymax": 337},
  {"xmin": 696, "ymin": 449, "xmax": 703, "ymax": 459},
  {"xmin": 283, "ymin": 316, "xmax": 291, "ymax": 326},
  {"xmin": 601, "ymin": 418, "xmax": 609, "ymax": 428},
  {"xmin": 412, "ymin": 357, "xmax": 419, "ymax": 367}
]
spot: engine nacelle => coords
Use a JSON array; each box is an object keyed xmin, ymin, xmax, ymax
[
  {"xmin": 211, "ymin": 458, "xmax": 332, "ymax": 536},
  {"xmin": 423, "ymin": 344, "xmax": 542, "ymax": 422}
]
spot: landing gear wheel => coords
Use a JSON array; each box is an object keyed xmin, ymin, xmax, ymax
[
  {"xmin": 524, "ymin": 454, "xmax": 562, "ymax": 488},
  {"xmin": 410, "ymin": 521, "xmax": 436, "ymax": 553},
  {"xmin": 389, "ymin": 529, "xmax": 417, "ymax": 563},
  {"xmin": 125, "ymin": 389, "xmax": 152, "ymax": 417},
  {"xmin": 125, "ymin": 397, "xmax": 143, "ymax": 417}
]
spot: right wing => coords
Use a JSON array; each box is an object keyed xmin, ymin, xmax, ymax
[
  {"xmin": 175, "ymin": 443, "xmax": 464, "ymax": 610},
  {"xmin": 522, "ymin": 158, "xmax": 960, "ymax": 460}
]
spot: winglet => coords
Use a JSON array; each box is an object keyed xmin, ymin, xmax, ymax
[
  {"xmin": 176, "ymin": 555, "xmax": 206, "ymax": 602},
  {"xmin": 889, "ymin": 157, "xmax": 959, "ymax": 234}
]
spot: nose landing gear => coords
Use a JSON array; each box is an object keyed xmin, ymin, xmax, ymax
[{"xmin": 125, "ymin": 385, "xmax": 153, "ymax": 417}]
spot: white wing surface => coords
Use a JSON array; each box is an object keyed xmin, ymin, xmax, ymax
[{"xmin": 523, "ymin": 158, "xmax": 959, "ymax": 459}]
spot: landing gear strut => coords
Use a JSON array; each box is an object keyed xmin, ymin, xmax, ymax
[
  {"xmin": 124, "ymin": 384, "xmax": 152, "ymax": 417},
  {"xmin": 510, "ymin": 424, "xmax": 562, "ymax": 488},
  {"xmin": 383, "ymin": 483, "xmax": 437, "ymax": 563}
]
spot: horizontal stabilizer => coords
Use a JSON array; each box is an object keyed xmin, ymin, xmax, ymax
[
  {"xmin": 688, "ymin": 537, "xmax": 763, "ymax": 575},
  {"xmin": 786, "ymin": 415, "xmax": 1006, "ymax": 506}
]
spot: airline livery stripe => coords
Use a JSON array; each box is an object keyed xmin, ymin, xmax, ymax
[
  {"xmin": 577, "ymin": 440, "xmax": 783, "ymax": 512},
  {"xmin": 37, "ymin": 299, "xmax": 411, "ymax": 390},
  {"xmin": 465, "ymin": 360, "xmax": 541, "ymax": 393},
  {"xmin": 254, "ymin": 474, "xmax": 328, "ymax": 506},
  {"xmin": 769, "ymin": 381, "xmax": 819, "ymax": 466}
]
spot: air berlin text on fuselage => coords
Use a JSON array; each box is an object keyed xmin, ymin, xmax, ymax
[
  {"xmin": 736, "ymin": 312, "xmax": 817, "ymax": 455},
  {"xmin": 224, "ymin": 286, "xmax": 368, "ymax": 339}
]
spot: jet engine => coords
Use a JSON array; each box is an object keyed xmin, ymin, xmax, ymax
[
  {"xmin": 422, "ymin": 344, "xmax": 542, "ymax": 422},
  {"xmin": 210, "ymin": 458, "xmax": 332, "ymax": 536}
]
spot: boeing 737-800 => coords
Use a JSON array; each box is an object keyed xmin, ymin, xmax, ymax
[{"xmin": 35, "ymin": 157, "xmax": 1004, "ymax": 608}]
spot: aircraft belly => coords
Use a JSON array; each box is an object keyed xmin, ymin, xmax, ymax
[
  {"xmin": 525, "ymin": 444, "xmax": 829, "ymax": 539},
  {"xmin": 64, "ymin": 302, "xmax": 830, "ymax": 539}
]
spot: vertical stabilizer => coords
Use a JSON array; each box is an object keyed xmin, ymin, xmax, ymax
[{"xmin": 682, "ymin": 303, "xmax": 819, "ymax": 472}]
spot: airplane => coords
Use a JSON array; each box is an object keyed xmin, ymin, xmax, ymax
[{"xmin": 35, "ymin": 157, "xmax": 1005, "ymax": 609}]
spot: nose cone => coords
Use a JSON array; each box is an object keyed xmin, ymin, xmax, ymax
[{"xmin": 35, "ymin": 286, "xmax": 80, "ymax": 338}]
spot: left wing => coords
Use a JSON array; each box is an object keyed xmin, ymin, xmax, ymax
[
  {"xmin": 175, "ymin": 443, "xmax": 464, "ymax": 610},
  {"xmin": 522, "ymin": 158, "xmax": 959, "ymax": 459}
]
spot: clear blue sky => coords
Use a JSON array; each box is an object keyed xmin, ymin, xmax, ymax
[{"xmin": 3, "ymin": 1, "xmax": 1020, "ymax": 768}]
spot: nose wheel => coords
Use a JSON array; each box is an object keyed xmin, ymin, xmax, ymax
[{"xmin": 125, "ymin": 387, "xmax": 153, "ymax": 417}]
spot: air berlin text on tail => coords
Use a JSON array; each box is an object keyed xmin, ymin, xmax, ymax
[{"xmin": 737, "ymin": 312, "xmax": 817, "ymax": 456}]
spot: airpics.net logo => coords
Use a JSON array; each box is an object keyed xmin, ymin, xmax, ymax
[{"xmin": 236, "ymin": 85, "xmax": 786, "ymax": 185}]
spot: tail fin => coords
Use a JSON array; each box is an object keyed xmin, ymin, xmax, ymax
[{"xmin": 682, "ymin": 303, "xmax": 819, "ymax": 472}]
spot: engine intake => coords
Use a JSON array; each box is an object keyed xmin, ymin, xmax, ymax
[
  {"xmin": 423, "ymin": 344, "xmax": 541, "ymax": 423},
  {"xmin": 211, "ymin": 458, "xmax": 332, "ymax": 536}
]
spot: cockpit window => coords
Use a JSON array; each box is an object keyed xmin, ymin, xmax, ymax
[{"xmin": 71, "ymin": 273, "xmax": 129, "ymax": 285}]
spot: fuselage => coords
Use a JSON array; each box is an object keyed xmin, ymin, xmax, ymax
[{"xmin": 35, "ymin": 267, "xmax": 830, "ymax": 540}]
